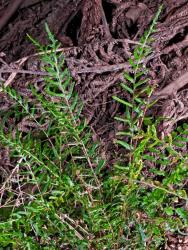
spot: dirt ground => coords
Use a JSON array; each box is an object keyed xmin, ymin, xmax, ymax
[{"xmin": 0, "ymin": 0, "xmax": 188, "ymax": 248}]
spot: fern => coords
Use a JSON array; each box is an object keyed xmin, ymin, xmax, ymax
[
  {"xmin": 113, "ymin": 5, "xmax": 188, "ymax": 248},
  {"xmin": 113, "ymin": 6, "xmax": 162, "ymax": 151},
  {"xmin": 0, "ymin": 24, "xmax": 110, "ymax": 249}
]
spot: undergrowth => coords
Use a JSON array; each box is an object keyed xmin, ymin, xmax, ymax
[{"xmin": 0, "ymin": 6, "xmax": 187, "ymax": 249}]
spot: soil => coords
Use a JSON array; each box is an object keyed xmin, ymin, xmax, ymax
[{"xmin": 0, "ymin": 0, "xmax": 188, "ymax": 248}]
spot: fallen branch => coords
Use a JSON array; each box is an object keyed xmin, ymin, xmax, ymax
[
  {"xmin": 0, "ymin": 0, "xmax": 24, "ymax": 31},
  {"xmin": 76, "ymin": 62, "xmax": 130, "ymax": 74},
  {"xmin": 152, "ymin": 71, "xmax": 188, "ymax": 100}
]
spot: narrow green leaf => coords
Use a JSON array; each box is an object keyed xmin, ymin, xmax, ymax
[
  {"xmin": 126, "ymin": 107, "xmax": 131, "ymax": 120},
  {"xmin": 176, "ymin": 136, "xmax": 188, "ymax": 143},
  {"xmin": 142, "ymin": 154, "xmax": 156, "ymax": 161},
  {"xmin": 70, "ymin": 94, "xmax": 79, "ymax": 112},
  {"xmin": 114, "ymin": 164, "xmax": 129, "ymax": 171},
  {"xmin": 135, "ymin": 71, "xmax": 145, "ymax": 79},
  {"xmin": 134, "ymin": 78, "xmax": 149, "ymax": 88},
  {"xmin": 128, "ymin": 58, "xmax": 137, "ymax": 69},
  {"xmin": 120, "ymin": 83, "xmax": 133, "ymax": 94},
  {"xmin": 113, "ymin": 96, "xmax": 133, "ymax": 108},
  {"xmin": 95, "ymin": 159, "xmax": 106, "ymax": 174},
  {"xmin": 133, "ymin": 49, "xmax": 140, "ymax": 61},
  {"xmin": 124, "ymin": 72, "xmax": 135, "ymax": 84},
  {"xmin": 115, "ymin": 140, "xmax": 133, "ymax": 150},
  {"xmin": 116, "ymin": 131, "xmax": 132, "ymax": 136},
  {"xmin": 134, "ymin": 97, "xmax": 144, "ymax": 104},
  {"xmin": 114, "ymin": 116, "xmax": 131, "ymax": 125}
]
